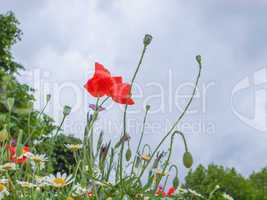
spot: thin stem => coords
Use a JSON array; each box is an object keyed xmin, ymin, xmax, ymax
[
  {"xmin": 155, "ymin": 132, "xmax": 176, "ymax": 191},
  {"xmin": 138, "ymin": 61, "xmax": 202, "ymax": 178},
  {"xmin": 38, "ymin": 100, "xmax": 49, "ymax": 118},
  {"xmin": 54, "ymin": 112, "xmax": 68, "ymax": 139},
  {"xmin": 131, "ymin": 108, "xmax": 149, "ymax": 174},
  {"xmin": 119, "ymin": 42, "xmax": 149, "ymax": 185}
]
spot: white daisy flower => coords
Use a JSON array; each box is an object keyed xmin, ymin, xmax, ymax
[
  {"xmin": 0, "ymin": 163, "xmax": 16, "ymax": 172},
  {"xmin": 222, "ymin": 193, "xmax": 234, "ymax": 200},
  {"xmin": 0, "ymin": 183, "xmax": 9, "ymax": 200},
  {"xmin": 34, "ymin": 176, "xmax": 49, "ymax": 187},
  {"xmin": 47, "ymin": 172, "xmax": 74, "ymax": 188},
  {"xmin": 0, "ymin": 179, "xmax": 8, "ymax": 185},
  {"xmin": 65, "ymin": 144, "xmax": 83, "ymax": 152},
  {"xmin": 29, "ymin": 154, "xmax": 48, "ymax": 170},
  {"xmin": 72, "ymin": 183, "xmax": 87, "ymax": 197},
  {"xmin": 17, "ymin": 181, "xmax": 36, "ymax": 188}
]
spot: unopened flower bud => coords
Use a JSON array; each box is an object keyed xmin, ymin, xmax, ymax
[
  {"xmin": 7, "ymin": 97, "xmax": 15, "ymax": 111},
  {"xmin": 46, "ymin": 94, "xmax": 51, "ymax": 102},
  {"xmin": 126, "ymin": 148, "xmax": 132, "ymax": 161},
  {"xmin": 196, "ymin": 55, "xmax": 202, "ymax": 66},
  {"xmin": 143, "ymin": 34, "xmax": 153, "ymax": 46},
  {"xmin": 145, "ymin": 104, "xmax": 151, "ymax": 111},
  {"xmin": 183, "ymin": 151, "xmax": 193, "ymax": 168},
  {"xmin": 63, "ymin": 105, "xmax": 72, "ymax": 116}
]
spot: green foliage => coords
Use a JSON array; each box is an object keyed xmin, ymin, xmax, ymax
[
  {"xmin": 0, "ymin": 11, "xmax": 22, "ymax": 73},
  {"xmin": 184, "ymin": 164, "xmax": 267, "ymax": 200},
  {"xmin": 36, "ymin": 134, "xmax": 82, "ymax": 173},
  {"xmin": 249, "ymin": 167, "xmax": 267, "ymax": 200},
  {"xmin": 0, "ymin": 12, "xmax": 56, "ymax": 141}
]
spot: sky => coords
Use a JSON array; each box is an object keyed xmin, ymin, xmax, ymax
[{"xmin": 1, "ymin": 0, "xmax": 267, "ymax": 178}]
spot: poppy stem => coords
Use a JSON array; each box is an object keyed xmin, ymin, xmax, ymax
[
  {"xmin": 138, "ymin": 56, "xmax": 202, "ymax": 179},
  {"xmin": 119, "ymin": 37, "xmax": 150, "ymax": 188},
  {"xmin": 131, "ymin": 106, "xmax": 149, "ymax": 174}
]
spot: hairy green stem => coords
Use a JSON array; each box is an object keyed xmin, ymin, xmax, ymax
[{"xmin": 138, "ymin": 59, "xmax": 202, "ymax": 178}]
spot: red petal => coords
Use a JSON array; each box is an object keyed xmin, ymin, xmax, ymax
[
  {"xmin": 110, "ymin": 83, "xmax": 131, "ymax": 97},
  {"xmin": 112, "ymin": 96, "xmax": 135, "ymax": 105},
  {"xmin": 95, "ymin": 62, "xmax": 111, "ymax": 78},
  {"xmin": 84, "ymin": 77, "xmax": 107, "ymax": 97},
  {"xmin": 167, "ymin": 187, "xmax": 175, "ymax": 196},
  {"xmin": 112, "ymin": 76, "xmax": 123, "ymax": 84}
]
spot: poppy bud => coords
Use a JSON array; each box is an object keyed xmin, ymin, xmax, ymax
[
  {"xmin": 145, "ymin": 104, "xmax": 151, "ymax": 111},
  {"xmin": 0, "ymin": 128, "xmax": 9, "ymax": 142},
  {"xmin": 183, "ymin": 151, "xmax": 193, "ymax": 168},
  {"xmin": 196, "ymin": 55, "xmax": 202, "ymax": 66},
  {"xmin": 63, "ymin": 105, "xmax": 72, "ymax": 116},
  {"xmin": 172, "ymin": 176, "xmax": 179, "ymax": 189},
  {"xmin": 126, "ymin": 148, "xmax": 132, "ymax": 161},
  {"xmin": 7, "ymin": 97, "xmax": 15, "ymax": 111},
  {"xmin": 143, "ymin": 34, "xmax": 153, "ymax": 46},
  {"xmin": 46, "ymin": 94, "xmax": 51, "ymax": 102}
]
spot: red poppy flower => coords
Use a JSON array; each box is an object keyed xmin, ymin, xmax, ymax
[
  {"xmin": 155, "ymin": 186, "xmax": 175, "ymax": 197},
  {"xmin": 5, "ymin": 144, "xmax": 30, "ymax": 164},
  {"xmin": 84, "ymin": 62, "xmax": 134, "ymax": 105},
  {"xmin": 84, "ymin": 62, "xmax": 122, "ymax": 97},
  {"xmin": 87, "ymin": 191, "xmax": 93, "ymax": 197},
  {"xmin": 108, "ymin": 82, "xmax": 134, "ymax": 105},
  {"xmin": 167, "ymin": 187, "xmax": 175, "ymax": 196}
]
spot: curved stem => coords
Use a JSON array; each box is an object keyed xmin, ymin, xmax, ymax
[
  {"xmin": 131, "ymin": 107, "xmax": 149, "ymax": 174},
  {"xmin": 155, "ymin": 131, "xmax": 176, "ymax": 191},
  {"xmin": 138, "ymin": 60, "xmax": 202, "ymax": 179},
  {"xmin": 142, "ymin": 144, "xmax": 151, "ymax": 155}
]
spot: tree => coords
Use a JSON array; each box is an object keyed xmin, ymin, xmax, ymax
[
  {"xmin": 0, "ymin": 12, "xmax": 56, "ymax": 141},
  {"xmin": 249, "ymin": 167, "xmax": 267, "ymax": 200},
  {"xmin": 184, "ymin": 164, "xmax": 255, "ymax": 200}
]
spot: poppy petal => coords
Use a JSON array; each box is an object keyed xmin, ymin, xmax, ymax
[{"xmin": 95, "ymin": 62, "xmax": 111, "ymax": 78}]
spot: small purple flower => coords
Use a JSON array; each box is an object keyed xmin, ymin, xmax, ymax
[
  {"xmin": 89, "ymin": 104, "xmax": 105, "ymax": 111},
  {"xmin": 11, "ymin": 138, "xmax": 17, "ymax": 145}
]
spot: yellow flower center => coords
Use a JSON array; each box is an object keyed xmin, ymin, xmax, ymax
[
  {"xmin": 141, "ymin": 154, "xmax": 151, "ymax": 161},
  {"xmin": 33, "ymin": 157, "xmax": 42, "ymax": 163},
  {"xmin": 67, "ymin": 196, "xmax": 74, "ymax": 200},
  {"xmin": 0, "ymin": 184, "xmax": 5, "ymax": 192},
  {"xmin": 53, "ymin": 178, "xmax": 66, "ymax": 186},
  {"xmin": 69, "ymin": 145, "xmax": 80, "ymax": 151}
]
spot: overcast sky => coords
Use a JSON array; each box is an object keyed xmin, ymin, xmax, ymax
[{"xmin": 1, "ymin": 0, "xmax": 267, "ymax": 178}]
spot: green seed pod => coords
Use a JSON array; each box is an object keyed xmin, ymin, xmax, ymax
[
  {"xmin": 46, "ymin": 94, "xmax": 51, "ymax": 102},
  {"xmin": 145, "ymin": 104, "xmax": 151, "ymax": 111},
  {"xmin": 143, "ymin": 34, "xmax": 153, "ymax": 46},
  {"xmin": 196, "ymin": 55, "xmax": 202, "ymax": 66},
  {"xmin": 172, "ymin": 176, "xmax": 179, "ymax": 189},
  {"xmin": 63, "ymin": 105, "xmax": 72, "ymax": 116},
  {"xmin": 0, "ymin": 128, "xmax": 9, "ymax": 142},
  {"xmin": 126, "ymin": 148, "xmax": 132, "ymax": 161},
  {"xmin": 183, "ymin": 151, "xmax": 193, "ymax": 168}
]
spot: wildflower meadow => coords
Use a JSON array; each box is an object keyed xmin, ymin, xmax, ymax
[{"xmin": 0, "ymin": 11, "xmax": 266, "ymax": 200}]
